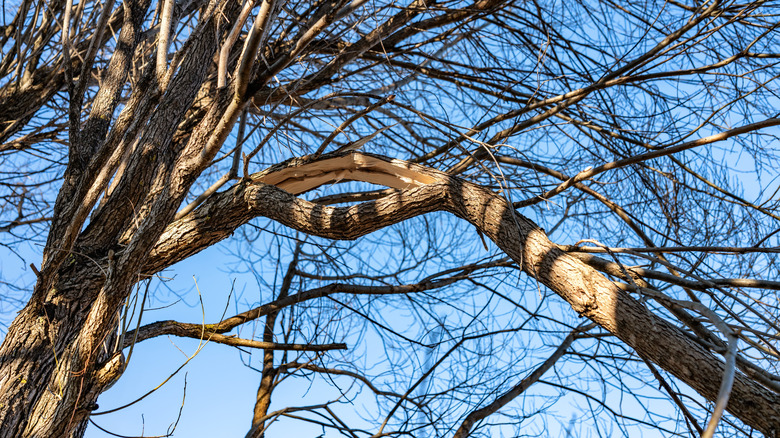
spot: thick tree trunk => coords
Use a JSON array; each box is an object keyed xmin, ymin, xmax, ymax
[
  {"xmin": 0, "ymin": 264, "xmax": 121, "ymax": 437},
  {"xmin": 0, "ymin": 2, "xmax": 243, "ymax": 435},
  {"xmin": 3, "ymin": 152, "xmax": 779, "ymax": 437}
]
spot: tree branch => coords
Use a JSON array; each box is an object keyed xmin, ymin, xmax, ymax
[
  {"xmin": 145, "ymin": 152, "xmax": 780, "ymax": 435},
  {"xmin": 453, "ymin": 323, "xmax": 593, "ymax": 438}
]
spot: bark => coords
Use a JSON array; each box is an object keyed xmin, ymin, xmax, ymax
[
  {"xmin": 2, "ymin": 148, "xmax": 779, "ymax": 436},
  {"xmin": 0, "ymin": 263, "xmax": 121, "ymax": 437},
  {"xmin": 2, "ymin": 1, "xmax": 773, "ymax": 436},
  {"xmin": 0, "ymin": 3, "xmax": 242, "ymax": 436},
  {"xmin": 149, "ymin": 152, "xmax": 780, "ymax": 436}
]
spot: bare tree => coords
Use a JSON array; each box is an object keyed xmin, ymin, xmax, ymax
[{"xmin": 1, "ymin": 0, "xmax": 780, "ymax": 437}]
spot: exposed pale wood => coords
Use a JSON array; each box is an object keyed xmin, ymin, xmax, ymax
[
  {"xmin": 238, "ymin": 152, "xmax": 779, "ymax": 436},
  {"xmin": 123, "ymin": 151, "xmax": 780, "ymax": 435},
  {"xmin": 255, "ymin": 153, "xmax": 438, "ymax": 193}
]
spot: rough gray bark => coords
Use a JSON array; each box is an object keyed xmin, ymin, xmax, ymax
[
  {"xmin": 1, "ymin": 1, "xmax": 779, "ymax": 436},
  {"xmin": 241, "ymin": 153, "xmax": 780, "ymax": 435},
  {"xmin": 0, "ymin": 0, "xmax": 243, "ymax": 435},
  {"xmin": 139, "ymin": 152, "xmax": 780, "ymax": 435}
]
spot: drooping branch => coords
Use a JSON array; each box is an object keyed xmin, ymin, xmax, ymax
[
  {"xmin": 147, "ymin": 151, "xmax": 780, "ymax": 435},
  {"xmin": 277, "ymin": 362, "xmax": 424, "ymax": 407}
]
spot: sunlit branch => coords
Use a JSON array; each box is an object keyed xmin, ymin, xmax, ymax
[
  {"xmin": 234, "ymin": 0, "xmax": 275, "ymax": 99},
  {"xmin": 147, "ymin": 151, "xmax": 780, "ymax": 434},
  {"xmin": 218, "ymin": 0, "xmax": 253, "ymax": 88},
  {"xmin": 516, "ymin": 118, "xmax": 780, "ymax": 207}
]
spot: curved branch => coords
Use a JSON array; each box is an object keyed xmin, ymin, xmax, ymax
[{"xmin": 147, "ymin": 152, "xmax": 780, "ymax": 435}]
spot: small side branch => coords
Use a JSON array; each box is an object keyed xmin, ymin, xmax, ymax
[
  {"xmin": 234, "ymin": 0, "xmax": 275, "ymax": 99},
  {"xmin": 516, "ymin": 118, "xmax": 780, "ymax": 207},
  {"xmin": 126, "ymin": 276, "xmax": 466, "ymax": 346},
  {"xmin": 452, "ymin": 324, "xmax": 592, "ymax": 438},
  {"xmin": 218, "ymin": 0, "xmax": 253, "ymax": 88},
  {"xmin": 124, "ymin": 319, "xmax": 346, "ymax": 351},
  {"xmin": 312, "ymin": 94, "xmax": 395, "ymax": 158}
]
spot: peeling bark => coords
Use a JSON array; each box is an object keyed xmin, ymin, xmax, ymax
[{"xmin": 150, "ymin": 152, "xmax": 780, "ymax": 436}]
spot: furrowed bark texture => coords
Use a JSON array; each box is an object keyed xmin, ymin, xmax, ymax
[
  {"xmin": 109, "ymin": 152, "xmax": 780, "ymax": 435},
  {"xmin": 2, "ymin": 151, "xmax": 779, "ymax": 437},
  {"xmin": 3, "ymin": 0, "xmax": 775, "ymax": 436},
  {"xmin": 0, "ymin": 2, "xmax": 242, "ymax": 435},
  {"xmin": 188, "ymin": 152, "xmax": 777, "ymax": 436}
]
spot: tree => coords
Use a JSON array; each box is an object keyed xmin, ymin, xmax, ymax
[{"xmin": 1, "ymin": 0, "xmax": 779, "ymax": 436}]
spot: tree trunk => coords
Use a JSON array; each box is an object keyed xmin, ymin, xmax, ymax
[
  {"xmin": 3, "ymin": 152, "xmax": 779, "ymax": 437},
  {"xmin": 0, "ymin": 263, "xmax": 122, "ymax": 437}
]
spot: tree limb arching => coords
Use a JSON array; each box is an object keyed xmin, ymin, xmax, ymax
[{"xmin": 150, "ymin": 151, "xmax": 780, "ymax": 436}]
